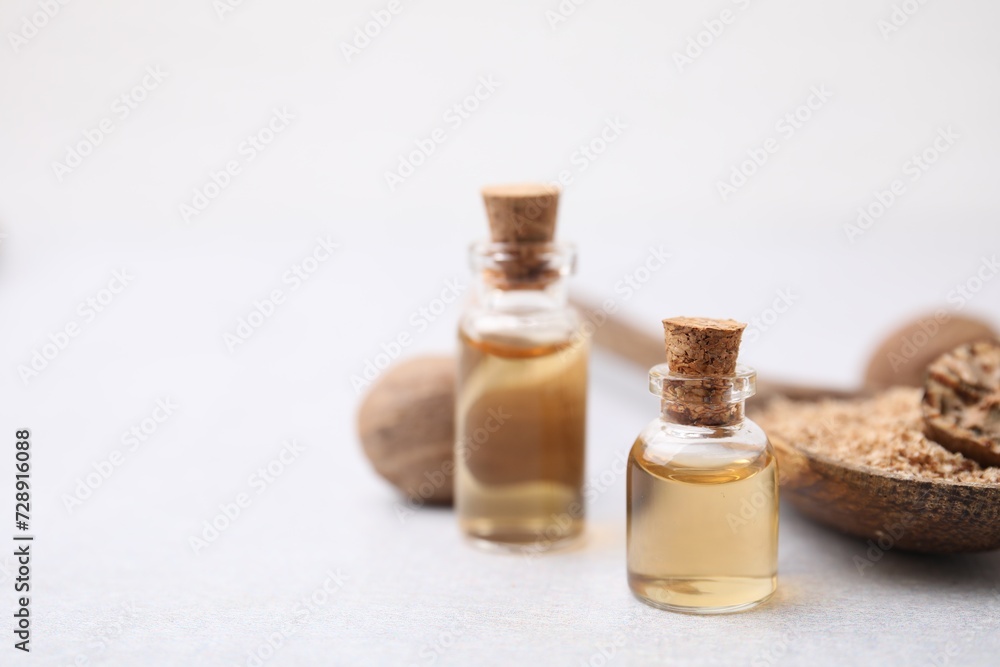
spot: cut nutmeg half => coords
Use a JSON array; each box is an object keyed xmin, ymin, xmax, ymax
[{"xmin": 922, "ymin": 340, "xmax": 1000, "ymax": 468}]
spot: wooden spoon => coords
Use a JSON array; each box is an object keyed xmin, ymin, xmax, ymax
[
  {"xmin": 569, "ymin": 295, "xmax": 1000, "ymax": 553},
  {"xmin": 768, "ymin": 431, "xmax": 1000, "ymax": 553}
]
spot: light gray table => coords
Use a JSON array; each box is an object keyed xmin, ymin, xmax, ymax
[{"xmin": 18, "ymin": 349, "xmax": 999, "ymax": 667}]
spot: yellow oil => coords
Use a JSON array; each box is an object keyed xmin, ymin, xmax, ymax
[
  {"xmin": 627, "ymin": 441, "xmax": 778, "ymax": 613},
  {"xmin": 456, "ymin": 330, "xmax": 587, "ymax": 551}
]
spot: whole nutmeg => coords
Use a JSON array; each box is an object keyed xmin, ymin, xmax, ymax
[
  {"xmin": 357, "ymin": 356, "xmax": 455, "ymax": 504},
  {"xmin": 863, "ymin": 313, "xmax": 997, "ymax": 390}
]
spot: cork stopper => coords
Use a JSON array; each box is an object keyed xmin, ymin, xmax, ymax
[
  {"xmin": 481, "ymin": 183, "xmax": 560, "ymax": 244},
  {"xmin": 660, "ymin": 317, "xmax": 748, "ymax": 427},
  {"xmin": 662, "ymin": 317, "xmax": 746, "ymax": 376}
]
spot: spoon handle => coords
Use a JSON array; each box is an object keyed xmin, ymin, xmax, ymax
[{"xmin": 568, "ymin": 293, "xmax": 863, "ymax": 404}]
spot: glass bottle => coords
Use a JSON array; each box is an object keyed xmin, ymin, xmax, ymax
[
  {"xmin": 455, "ymin": 238, "xmax": 588, "ymax": 553},
  {"xmin": 627, "ymin": 360, "xmax": 778, "ymax": 613}
]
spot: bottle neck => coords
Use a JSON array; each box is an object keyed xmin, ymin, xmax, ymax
[
  {"xmin": 469, "ymin": 241, "xmax": 575, "ymax": 312},
  {"xmin": 474, "ymin": 275, "xmax": 570, "ymax": 312},
  {"xmin": 648, "ymin": 363, "xmax": 756, "ymax": 430},
  {"xmin": 659, "ymin": 398, "xmax": 746, "ymax": 429}
]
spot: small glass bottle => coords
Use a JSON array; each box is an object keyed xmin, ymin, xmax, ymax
[
  {"xmin": 455, "ymin": 184, "xmax": 588, "ymax": 552},
  {"xmin": 627, "ymin": 317, "xmax": 778, "ymax": 613}
]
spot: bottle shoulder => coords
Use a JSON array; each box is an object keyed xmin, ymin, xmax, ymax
[
  {"xmin": 630, "ymin": 416, "xmax": 773, "ymax": 476},
  {"xmin": 460, "ymin": 300, "xmax": 582, "ymax": 346},
  {"xmin": 636, "ymin": 414, "xmax": 769, "ymax": 443}
]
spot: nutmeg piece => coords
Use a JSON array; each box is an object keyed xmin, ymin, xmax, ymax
[
  {"xmin": 922, "ymin": 340, "xmax": 1000, "ymax": 467},
  {"xmin": 863, "ymin": 314, "xmax": 997, "ymax": 390},
  {"xmin": 357, "ymin": 356, "xmax": 456, "ymax": 504},
  {"xmin": 481, "ymin": 183, "xmax": 560, "ymax": 244},
  {"xmin": 662, "ymin": 317, "xmax": 746, "ymax": 376}
]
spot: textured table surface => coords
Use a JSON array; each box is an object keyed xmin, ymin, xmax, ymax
[
  {"xmin": 1, "ymin": 236, "xmax": 998, "ymax": 667},
  {"xmin": 0, "ymin": 231, "xmax": 997, "ymax": 667},
  {"xmin": 9, "ymin": 335, "xmax": 999, "ymax": 667}
]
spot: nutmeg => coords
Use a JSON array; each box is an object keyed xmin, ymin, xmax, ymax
[
  {"xmin": 863, "ymin": 313, "xmax": 997, "ymax": 390},
  {"xmin": 922, "ymin": 340, "xmax": 1000, "ymax": 467},
  {"xmin": 357, "ymin": 356, "xmax": 456, "ymax": 504}
]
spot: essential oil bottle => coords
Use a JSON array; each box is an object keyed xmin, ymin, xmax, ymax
[
  {"xmin": 627, "ymin": 317, "xmax": 778, "ymax": 613},
  {"xmin": 455, "ymin": 184, "xmax": 588, "ymax": 552}
]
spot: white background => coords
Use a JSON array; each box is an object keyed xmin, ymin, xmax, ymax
[{"xmin": 1, "ymin": 0, "xmax": 998, "ymax": 665}]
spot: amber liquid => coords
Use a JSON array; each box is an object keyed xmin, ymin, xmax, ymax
[
  {"xmin": 627, "ymin": 441, "xmax": 778, "ymax": 613},
  {"xmin": 456, "ymin": 330, "xmax": 587, "ymax": 551}
]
